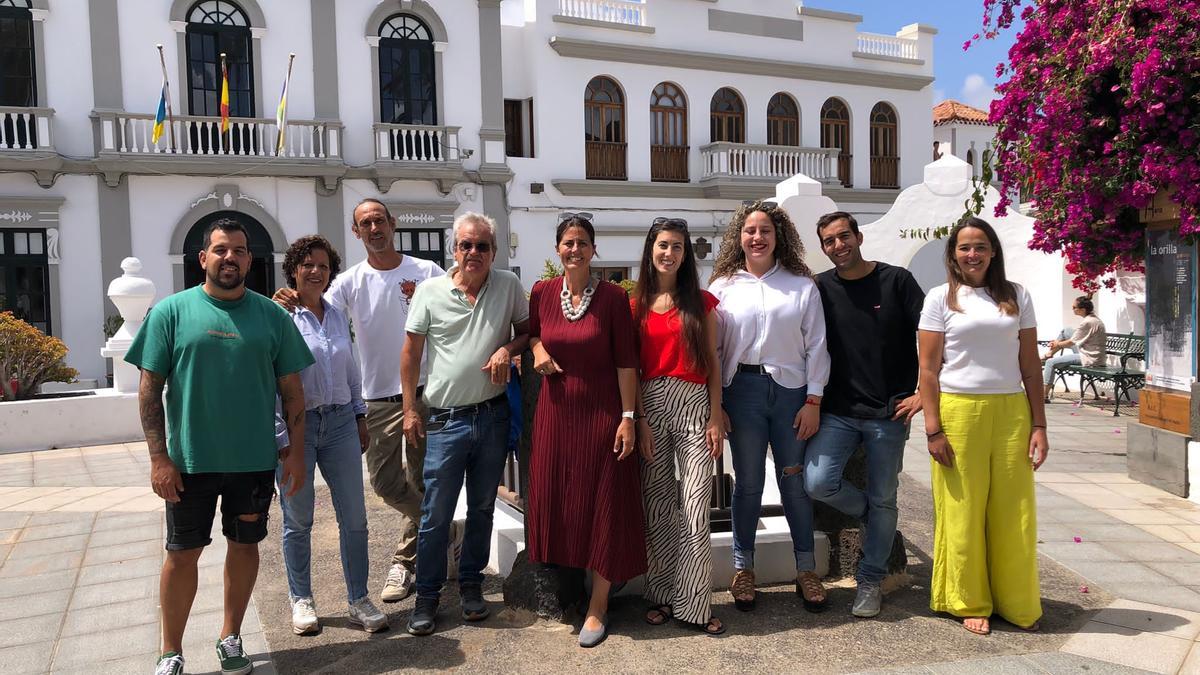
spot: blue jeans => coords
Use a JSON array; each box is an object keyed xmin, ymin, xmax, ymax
[
  {"xmin": 803, "ymin": 413, "xmax": 906, "ymax": 584},
  {"xmin": 415, "ymin": 397, "xmax": 510, "ymax": 600},
  {"xmin": 1043, "ymin": 353, "xmax": 1080, "ymax": 387},
  {"xmin": 277, "ymin": 403, "xmax": 369, "ymax": 604},
  {"xmin": 724, "ymin": 371, "xmax": 815, "ymax": 572}
]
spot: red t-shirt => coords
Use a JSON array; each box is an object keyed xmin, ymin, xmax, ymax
[{"xmin": 633, "ymin": 290, "xmax": 720, "ymax": 384}]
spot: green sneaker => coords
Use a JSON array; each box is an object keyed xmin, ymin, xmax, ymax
[
  {"xmin": 215, "ymin": 634, "xmax": 253, "ymax": 675},
  {"xmin": 155, "ymin": 652, "xmax": 184, "ymax": 675}
]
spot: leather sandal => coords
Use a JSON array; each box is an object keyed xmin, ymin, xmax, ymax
[
  {"xmin": 796, "ymin": 571, "xmax": 828, "ymax": 613},
  {"xmin": 644, "ymin": 605, "xmax": 672, "ymax": 626},
  {"xmin": 731, "ymin": 569, "xmax": 756, "ymax": 612},
  {"xmin": 963, "ymin": 617, "xmax": 991, "ymax": 635},
  {"xmin": 696, "ymin": 616, "xmax": 726, "ymax": 636}
]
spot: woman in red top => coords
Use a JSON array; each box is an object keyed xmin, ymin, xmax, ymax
[{"xmin": 633, "ymin": 217, "xmax": 726, "ymax": 636}]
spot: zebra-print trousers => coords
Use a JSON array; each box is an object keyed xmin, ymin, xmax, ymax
[{"xmin": 640, "ymin": 376, "xmax": 714, "ymax": 626}]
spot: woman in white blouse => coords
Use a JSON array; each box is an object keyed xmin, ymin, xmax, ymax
[
  {"xmin": 917, "ymin": 217, "xmax": 1048, "ymax": 636},
  {"xmin": 708, "ymin": 200, "xmax": 830, "ymax": 614}
]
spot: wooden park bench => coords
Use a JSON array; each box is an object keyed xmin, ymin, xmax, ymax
[{"xmin": 1053, "ymin": 333, "xmax": 1145, "ymax": 416}]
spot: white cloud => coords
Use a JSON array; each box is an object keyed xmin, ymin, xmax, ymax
[{"xmin": 960, "ymin": 73, "xmax": 997, "ymax": 110}]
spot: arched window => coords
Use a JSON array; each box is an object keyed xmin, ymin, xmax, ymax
[
  {"xmin": 966, "ymin": 148, "xmax": 976, "ymax": 178},
  {"xmin": 650, "ymin": 82, "xmax": 687, "ymax": 182},
  {"xmin": 869, "ymin": 102, "xmax": 899, "ymax": 188},
  {"xmin": 379, "ymin": 14, "xmax": 436, "ymax": 126},
  {"xmin": 0, "ymin": 0, "xmax": 37, "ymax": 148},
  {"xmin": 767, "ymin": 93, "xmax": 799, "ymax": 146},
  {"xmin": 186, "ymin": 1, "xmax": 254, "ymax": 118},
  {"xmin": 820, "ymin": 98, "xmax": 852, "ymax": 187},
  {"xmin": 584, "ymin": 76, "xmax": 626, "ymax": 180},
  {"xmin": 710, "ymin": 88, "xmax": 744, "ymax": 143}
]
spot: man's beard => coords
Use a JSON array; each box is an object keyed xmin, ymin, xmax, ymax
[{"xmin": 207, "ymin": 265, "xmax": 246, "ymax": 290}]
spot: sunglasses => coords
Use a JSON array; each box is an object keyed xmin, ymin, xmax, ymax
[
  {"xmin": 652, "ymin": 217, "xmax": 689, "ymax": 230},
  {"xmin": 741, "ymin": 199, "xmax": 779, "ymax": 209},
  {"xmin": 456, "ymin": 240, "xmax": 492, "ymax": 253},
  {"xmin": 560, "ymin": 211, "xmax": 594, "ymax": 222}
]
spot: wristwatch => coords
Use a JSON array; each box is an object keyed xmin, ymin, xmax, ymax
[{"xmin": 622, "ymin": 410, "xmax": 639, "ymax": 420}]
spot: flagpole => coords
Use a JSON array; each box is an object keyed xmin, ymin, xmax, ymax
[
  {"xmin": 156, "ymin": 44, "xmax": 176, "ymax": 153},
  {"xmin": 277, "ymin": 53, "xmax": 295, "ymax": 154}
]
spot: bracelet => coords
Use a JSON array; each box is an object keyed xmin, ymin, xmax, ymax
[
  {"xmin": 1032, "ymin": 424, "xmax": 1047, "ymax": 429},
  {"xmin": 621, "ymin": 410, "xmax": 638, "ymax": 420},
  {"xmin": 805, "ymin": 397, "xmax": 821, "ymax": 407},
  {"xmin": 926, "ymin": 430, "xmax": 944, "ymax": 439}
]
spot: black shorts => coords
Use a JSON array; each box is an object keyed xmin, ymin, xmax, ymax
[{"xmin": 164, "ymin": 470, "xmax": 276, "ymax": 551}]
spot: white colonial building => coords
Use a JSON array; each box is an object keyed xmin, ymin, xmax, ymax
[{"xmin": 0, "ymin": 0, "xmax": 936, "ymax": 383}]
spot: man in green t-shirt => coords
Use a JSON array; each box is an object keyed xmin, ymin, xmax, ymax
[{"xmin": 126, "ymin": 218, "xmax": 313, "ymax": 675}]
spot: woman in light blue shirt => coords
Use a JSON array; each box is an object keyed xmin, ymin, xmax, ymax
[{"xmin": 275, "ymin": 235, "xmax": 387, "ymax": 635}]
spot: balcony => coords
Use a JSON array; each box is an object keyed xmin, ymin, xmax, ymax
[
  {"xmin": 870, "ymin": 155, "xmax": 899, "ymax": 189},
  {"xmin": 0, "ymin": 106, "xmax": 61, "ymax": 187},
  {"xmin": 854, "ymin": 32, "xmax": 922, "ymax": 64},
  {"xmin": 650, "ymin": 145, "xmax": 688, "ymax": 182},
  {"xmin": 702, "ymin": 142, "xmax": 840, "ymax": 181},
  {"xmin": 93, "ymin": 111, "xmax": 344, "ymax": 189},
  {"xmin": 370, "ymin": 123, "xmax": 465, "ymax": 193},
  {"xmin": 586, "ymin": 141, "xmax": 627, "ymax": 180},
  {"xmin": 554, "ymin": 0, "xmax": 652, "ymax": 33}
]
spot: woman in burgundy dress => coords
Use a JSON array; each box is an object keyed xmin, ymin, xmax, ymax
[{"xmin": 526, "ymin": 214, "xmax": 645, "ymax": 648}]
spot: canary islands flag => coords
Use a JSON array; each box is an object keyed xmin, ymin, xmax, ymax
[
  {"xmin": 275, "ymin": 68, "xmax": 291, "ymax": 153},
  {"xmin": 151, "ymin": 80, "xmax": 168, "ymax": 143}
]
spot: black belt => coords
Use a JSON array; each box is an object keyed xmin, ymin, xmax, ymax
[
  {"xmin": 366, "ymin": 387, "xmax": 423, "ymax": 404},
  {"xmin": 429, "ymin": 393, "xmax": 507, "ymax": 418},
  {"xmin": 737, "ymin": 363, "xmax": 767, "ymax": 374}
]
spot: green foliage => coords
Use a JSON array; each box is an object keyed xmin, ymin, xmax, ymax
[
  {"xmin": 0, "ymin": 311, "xmax": 78, "ymax": 401},
  {"xmin": 103, "ymin": 314, "xmax": 124, "ymax": 340},
  {"xmin": 617, "ymin": 278, "xmax": 637, "ymax": 296},
  {"xmin": 540, "ymin": 259, "xmax": 563, "ymax": 280}
]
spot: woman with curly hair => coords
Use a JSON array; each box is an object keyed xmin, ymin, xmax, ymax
[
  {"xmin": 708, "ymin": 200, "xmax": 830, "ymax": 614},
  {"xmin": 275, "ymin": 235, "xmax": 388, "ymax": 635}
]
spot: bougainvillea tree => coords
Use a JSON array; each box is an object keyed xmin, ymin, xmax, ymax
[{"xmin": 968, "ymin": 0, "xmax": 1200, "ymax": 289}]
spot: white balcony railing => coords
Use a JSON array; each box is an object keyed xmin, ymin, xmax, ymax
[
  {"xmin": 0, "ymin": 106, "xmax": 54, "ymax": 151},
  {"xmin": 96, "ymin": 111, "xmax": 341, "ymax": 159},
  {"xmin": 701, "ymin": 142, "xmax": 841, "ymax": 183},
  {"xmin": 855, "ymin": 32, "xmax": 919, "ymax": 60},
  {"xmin": 374, "ymin": 123, "xmax": 461, "ymax": 163},
  {"xmin": 558, "ymin": 0, "xmax": 647, "ymax": 26}
]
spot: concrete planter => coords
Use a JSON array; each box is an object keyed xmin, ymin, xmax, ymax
[{"xmin": 0, "ymin": 388, "xmax": 142, "ymax": 454}]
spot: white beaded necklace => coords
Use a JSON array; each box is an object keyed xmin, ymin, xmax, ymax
[{"xmin": 560, "ymin": 279, "xmax": 596, "ymax": 321}]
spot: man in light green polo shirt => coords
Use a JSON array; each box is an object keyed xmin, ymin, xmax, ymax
[{"xmin": 400, "ymin": 212, "xmax": 529, "ymax": 636}]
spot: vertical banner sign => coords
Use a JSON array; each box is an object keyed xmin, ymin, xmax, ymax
[{"xmin": 1145, "ymin": 228, "xmax": 1196, "ymax": 391}]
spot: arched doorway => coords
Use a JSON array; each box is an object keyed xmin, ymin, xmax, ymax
[
  {"xmin": 182, "ymin": 210, "xmax": 275, "ymax": 296},
  {"xmin": 909, "ymin": 239, "xmax": 947, "ymax": 293}
]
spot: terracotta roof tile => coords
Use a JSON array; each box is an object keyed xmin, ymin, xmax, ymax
[{"xmin": 932, "ymin": 100, "xmax": 992, "ymax": 126}]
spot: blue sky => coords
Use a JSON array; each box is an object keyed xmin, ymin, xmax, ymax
[{"xmin": 829, "ymin": 0, "xmax": 1019, "ymax": 108}]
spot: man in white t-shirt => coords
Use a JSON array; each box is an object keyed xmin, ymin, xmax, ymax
[{"xmin": 276, "ymin": 198, "xmax": 444, "ymax": 603}]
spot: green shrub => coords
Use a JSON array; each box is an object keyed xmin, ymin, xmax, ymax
[{"xmin": 0, "ymin": 311, "xmax": 78, "ymax": 401}]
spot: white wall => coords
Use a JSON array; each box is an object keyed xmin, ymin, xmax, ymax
[
  {"xmin": 859, "ymin": 155, "xmax": 1070, "ymax": 340},
  {"xmin": 933, "ymin": 122, "xmax": 997, "ymax": 177},
  {"xmin": 43, "ymin": 5, "xmax": 97, "ymax": 158}
]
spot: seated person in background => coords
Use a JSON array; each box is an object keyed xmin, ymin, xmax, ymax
[{"xmin": 1041, "ymin": 296, "xmax": 1106, "ymax": 399}]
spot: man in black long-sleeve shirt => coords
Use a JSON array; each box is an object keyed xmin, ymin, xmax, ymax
[{"xmin": 804, "ymin": 211, "xmax": 925, "ymax": 618}]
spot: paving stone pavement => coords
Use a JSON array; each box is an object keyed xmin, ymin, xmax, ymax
[{"xmin": 2, "ymin": 399, "xmax": 1200, "ymax": 673}]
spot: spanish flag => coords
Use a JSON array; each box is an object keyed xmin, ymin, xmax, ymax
[
  {"xmin": 219, "ymin": 54, "xmax": 230, "ymax": 133},
  {"xmin": 151, "ymin": 79, "xmax": 168, "ymax": 143}
]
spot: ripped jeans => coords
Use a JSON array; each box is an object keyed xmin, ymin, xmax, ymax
[{"xmin": 723, "ymin": 371, "xmax": 815, "ymax": 572}]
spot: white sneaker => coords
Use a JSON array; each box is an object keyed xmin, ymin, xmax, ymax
[
  {"xmin": 349, "ymin": 596, "xmax": 390, "ymax": 633},
  {"xmin": 447, "ymin": 519, "xmax": 465, "ymax": 581},
  {"xmin": 291, "ymin": 597, "xmax": 319, "ymax": 635},
  {"xmin": 381, "ymin": 563, "xmax": 414, "ymax": 603}
]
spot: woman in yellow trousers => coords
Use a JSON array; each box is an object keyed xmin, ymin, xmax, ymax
[{"xmin": 917, "ymin": 218, "xmax": 1049, "ymax": 636}]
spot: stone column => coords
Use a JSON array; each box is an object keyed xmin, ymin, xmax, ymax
[{"xmin": 99, "ymin": 258, "xmax": 157, "ymax": 394}]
